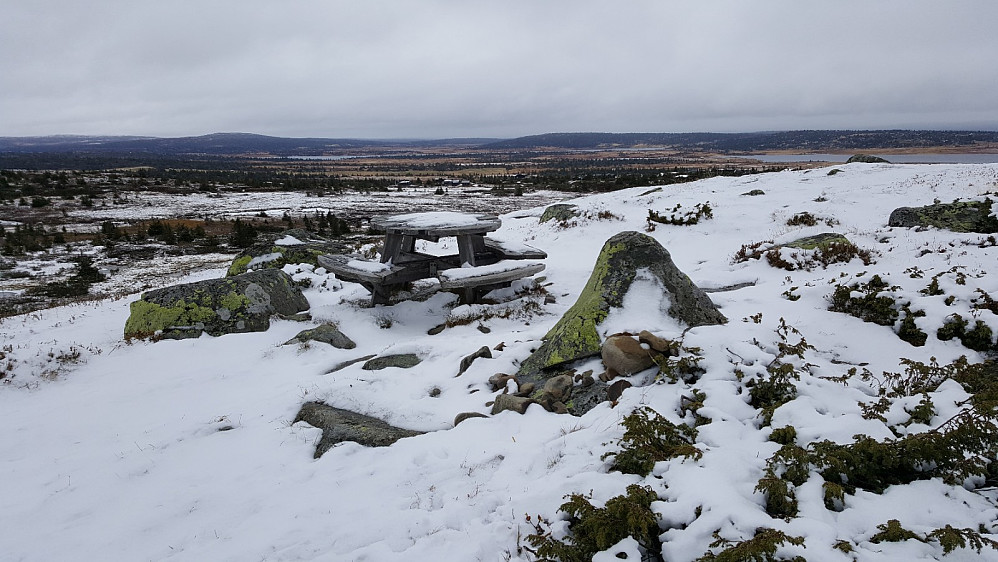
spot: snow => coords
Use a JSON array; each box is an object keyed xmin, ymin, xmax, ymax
[
  {"xmin": 274, "ymin": 235, "xmax": 305, "ymax": 246},
  {"xmin": 379, "ymin": 211, "xmax": 495, "ymax": 229},
  {"xmin": 2, "ymin": 163, "xmax": 998, "ymax": 561}
]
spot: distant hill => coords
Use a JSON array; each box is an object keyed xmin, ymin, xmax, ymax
[
  {"xmin": 482, "ymin": 130, "xmax": 998, "ymax": 151},
  {"xmin": 3, "ymin": 130, "xmax": 998, "ymax": 157},
  {"xmin": 0, "ymin": 133, "xmax": 500, "ymax": 156}
]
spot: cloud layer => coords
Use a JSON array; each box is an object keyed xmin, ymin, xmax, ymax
[{"xmin": 3, "ymin": 1, "xmax": 997, "ymax": 137}]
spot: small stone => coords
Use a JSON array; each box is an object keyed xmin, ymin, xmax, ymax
[
  {"xmin": 542, "ymin": 374, "xmax": 574, "ymax": 402},
  {"xmin": 494, "ymin": 342, "xmax": 506, "ymax": 351},
  {"xmin": 581, "ymin": 374, "xmax": 595, "ymax": 387},
  {"xmin": 516, "ymin": 382, "xmax": 536, "ymax": 397},
  {"xmin": 453, "ymin": 412, "xmax": 488, "ymax": 426},
  {"xmin": 599, "ymin": 370, "xmax": 617, "ymax": 382},
  {"xmin": 477, "ymin": 324, "xmax": 491, "ymax": 334},
  {"xmin": 488, "ymin": 373, "xmax": 515, "ymax": 391},
  {"xmin": 457, "ymin": 346, "xmax": 492, "ymax": 377},
  {"xmin": 638, "ymin": 330, "xmax": 674, "ymax": 354},
  {"xmin": 607, "ymin": 379, "xmax": 633, "ymax": 402},
  {"xmin": 429, "ymin": 387, "xmax": 441, "ymax": 397},
  {"xmin": 427, "ymin": 324, "xmax": 446, "ymax": 335},
  {"xmin": 490, "ymin": 394, "xmax": 535, "ymax": 415}
]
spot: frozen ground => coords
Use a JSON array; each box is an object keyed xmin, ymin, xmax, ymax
[{"xmin": 2, "ymin": 163, "xmax": 997, "ymax": 561}]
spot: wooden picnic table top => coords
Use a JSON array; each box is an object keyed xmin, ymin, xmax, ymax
[{"xmin": 371, "ymin": 212, "xmax": 501, "ymax": 236}]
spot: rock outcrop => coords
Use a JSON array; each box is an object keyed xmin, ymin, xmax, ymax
[
  {"xmin": 539, "ymin": 204, "xmax": 580, "ymax": 224},
  {"xmin": 283, "ymin": 323, "xmax": 356, "ymax": 349},
  {"xmin": 294, "ymin": 402, "xmax": 423, "ymax": 457},
  {"xmin": 847, "ymin": 154, "xmax": 890, "ymax": 164},
  {"xmin": 226, "ymin": 229, "xmax": 352, "ymax": 276},
  {"xmin": 888, "ymin": 200, "xmax": 998, "ymax": 233},
  {"xmin": 361, "ymin": 353, "xmax": 422, "ymax": 371},
  {"xmin": 124, "ymin": 269, "xmax": 309, "ymax": 339},
  {"xmin": 517, "ymin": 231, "xmax": 725, "ymax": 378}
]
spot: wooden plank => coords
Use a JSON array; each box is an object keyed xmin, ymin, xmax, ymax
[
  {"xmin": 482, "ymin": 237, "xmax": 547, "ymax": 260},
  {"xmin": 438, "ymin": 261, "xmax": 545, "ymax": 289}
]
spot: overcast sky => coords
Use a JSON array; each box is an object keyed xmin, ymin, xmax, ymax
[{"xmin": 3, "ymin": 1, "xmax": 997, "ymax": 139}]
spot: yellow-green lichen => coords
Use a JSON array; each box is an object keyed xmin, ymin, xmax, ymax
[
  {"xmin": 124, "ymin": 298, "xmax": 217, "ymax": 338},
  {"xmin": 219, "ymin": 291, "xmax": 252, "ymax": 312},
  {"xmin": 227, "ymin": 255, "xmax": 253, "ymax": 276}
]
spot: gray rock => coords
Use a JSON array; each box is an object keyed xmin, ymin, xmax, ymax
[
  {"xmin": 226, "ymin": 228, "xmax": 353, "ymax": 276},
  {"xmin": 784, "ymin": 233, "xmax": 851, "ymax": 250},
  {"xmin": 453, "ymin": 412, "xmax": 489, "ymax": 426},
  {"xmin": 539, "ymin": 204, "xmax": 580, "ymax": 224},
  {"xmin": 541, "ymin": 374, "xmax": 574, "ymax": 403},
  {"xmin": 517, "ymin": 231, "xmax": 725, "ymax": 378},
  {"xmin": 294, "ymin": 401, "xmax": 424, "ymax": 458},
  {"xmin": 457, "ymin": 346, "xmax": 492, "ymax": 376},
  {"xmin": 847, "ymin": 154, "xmax": 890, "ymax": 164},
  {"xmin": 888, "ymin": 200, "xmax": 998, "ymax": 233},
  {"xmin": 362, "ymin": 353, "xmax": 423, "ymax": 370},
  {"xmin": 602, "ymin": 334, "xmax": 657, "ymax": 376},
  {"xmin": 124, "ymin": 269, "xmax": 309, "ymax": 340},
  {"xmin": 488, "ymin": 373, "xmax": 516, "ymax": 391},
  {"xmin": 490, "ymin": 394, "xmax": 536, "ymax": 415},
  {"xmin": 567, "ymin": 380, "xmax": 610, "ymax": 417},
  {"xmin": 284, "ymin": 323, "xmax": 356, "ymax": 349},
  {"xmin": 324, "ymin": 354, "xmax": 377, "ymax": 374}
]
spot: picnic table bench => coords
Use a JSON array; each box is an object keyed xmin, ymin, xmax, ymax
[{"xmin": 318, "ymin": 212, "xmax": 546, "ymax": 305}]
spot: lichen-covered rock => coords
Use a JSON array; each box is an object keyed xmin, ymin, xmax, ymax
[
  {"xmin": 847, "ymin": 154, "xmax": 890, "ymax": 164},
  {"xmin": 784, "ymin": 233, "xmax": 851, "ymax": 250},
  {"xmin": 124, "ymin": 269, "xmax": 309, "ymax": 339},
  {"xmin": 888, "ymin": 200, "xmax": 998, "ymax": 233},
  {"xmin": 517, "ymin": 231, "xmax": 725, "ymax": 377},
  {"xmin": 539, "ymin": 204, "xmax": 580, "ymax": 224},
  {"xmin": 362, "ymin": 353, "xmax": 422, "ymax": 371},
  {"xmin": 283, "ymin": 323, "xmax": 356, "ymax": 349},
  {"xmin": 293, "ymin": 402, "xmax": 423, "ymax": 458},
  {"xmin": 226, "ymin": 229, "xmax": 352, "ymax": 276}
]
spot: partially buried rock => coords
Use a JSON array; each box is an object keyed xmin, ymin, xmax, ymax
[
  {"xmin": 284, "ymin": 323, "xmax": 356, "ymax": 349},
  {"xmin": 362, "ymin": 353, "xmax": 422, "ymax": 370},
  {"xmin": 294, "ymin": 402, "xmax": 423, "ymax": 458},
  {"xmin": 456, "ymin": 346, "xmax": 492, "ymax": 376},
  {"xmin": 453, "ymin": 412, "xmax": 488, "ymax": 426},
  {"xmin": 517, "ymin": 231, "xmax": 725, "ymax": 378},
  {"xmin": 124, "ymin": 269, "xmax": 309, "ymax": 340},
  {"xmin": 490, "ymin": 394, "xmax": 535, "ymax": 415},
  {"xmin": 226, "ymin": 228, "xmax": 352, "ymax": 276},
  {"xmin": 888, "ymin": 200, "xmax": 998, "ymax": 233},
  {"xmin": 539, "ymin": 203, "xmax": 580, "ymax": 224}
]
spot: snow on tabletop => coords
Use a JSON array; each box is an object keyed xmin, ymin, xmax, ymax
[
  {"xmin": 345, "ymin": 258, "xmax": 393, "ymax": 272},
  {"xmin": 2, "ymin": 163, "xmax": 998, "ymax": 561},
  {"xmin": 380, "ymin": 211, "xmax": 495, "ymax": 229}
]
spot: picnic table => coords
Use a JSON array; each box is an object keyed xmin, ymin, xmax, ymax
[{"xmin": 318, "ymin": 211, "xmax": 546, "ymax": 305}]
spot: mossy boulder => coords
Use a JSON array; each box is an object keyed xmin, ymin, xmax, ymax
[
  {"xmin": 517, "ymin": 231, "xmax": 725, "ymax": 378},
  {"xmin": 888, "ymin": 199, "xmax": 998, "ymax": 233},
  {"xmin": 226, "ymin": 229, "xmax": 352, "ymax": 276},
  {"xmin": 294, "ymin": 402, "xmax": 423, "ymax": 458},
  {"xmin": 124, "ymin": 269, "xmax": 309, "ymax": 339},
  {"xmin": 847, "ymin": 154, "xmax": 890, "ymax": 164},
  {"xmin": 784, "ymin": 232, "xmax": 851, "ymax": 250},
  {"xmin": 540, "ymin": 204, "xmax": 580, "ymax": 224}
]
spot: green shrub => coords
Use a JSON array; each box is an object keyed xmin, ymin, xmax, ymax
[
  {"xmin": 602, "ymin": 407, "xmax": 701, "ymax": 476},
  {"xmin": 696, "ymin": 528, "xmax": 805, "ymax": 562},
  {"xmin": 525, "ymin": 485, "xmax": 661, "ymax": 562},
  {"xmin": 828, "ymin": 275, "xmax": 898, "ymax": 326},
  {"xmin": 647, "ymin": 202, "xmax": 713, "ymax": 226}
]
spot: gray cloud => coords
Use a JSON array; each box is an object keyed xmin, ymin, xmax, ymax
[{"xmin": 3, "ymin": 0, "xmax": 997, "ymax": 138}]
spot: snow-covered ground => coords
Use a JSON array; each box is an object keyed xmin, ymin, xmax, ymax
[{"xmin": 2, "ymin": 163, "xmax": 997, "ymax": 561}]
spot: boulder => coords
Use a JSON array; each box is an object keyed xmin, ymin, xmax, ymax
[
  {"xmin": 226, "ymin": 229, "xmax": 353, "ymax": 276},
  {"xmin": 362, "ymin": 353, "xmax": 422, "ymax": 370},
  {"xmin": 602, "ymin": 334, "xmax": 657, "ymax": 376},
  {"xmin": 124, "ymin": 269, "xmax": 309, "ymax": 339},
  {"xmin": 284, "ymin": 323, "xmax": 356, "ymax": 349},
  {"xmin": 294, "ymin": 402, "xmax": 423, "ymax": 458},
  {"xmin": 888, "ymin": 200, "xmax": 998, "ymax": 233},
  {"xmin": 539, "ymin": 204, "xmax": 580, "ymax": 224},
  {"xmin": 517, "ymin": 231, "xmax": 725, "ymax": 377},
  {"xmin": 847, "ymin": 154, "xmax": 890, "ymax": 164}
]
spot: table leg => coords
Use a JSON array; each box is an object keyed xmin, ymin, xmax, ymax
[
  {"xmin": 381, "ymin": 234, "xmax": 404, "ymax": 264},
  {"xmin": 457, "ymin": 234, "xmax": 486, "ymax": 266}
]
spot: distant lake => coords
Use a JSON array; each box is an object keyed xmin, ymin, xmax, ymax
[{"xmin": 733, "ymin": 153, "xmax": 998, "ymax": 164}]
